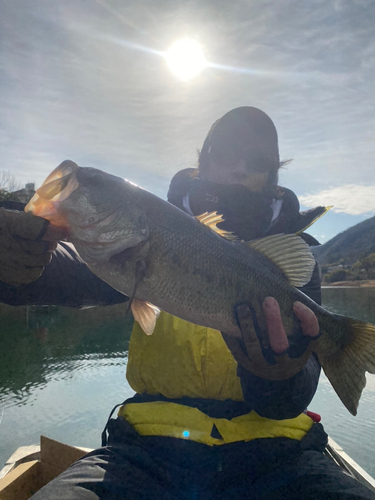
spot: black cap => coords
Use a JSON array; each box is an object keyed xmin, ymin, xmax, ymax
[{"xmin": 200, "ymin": 107, "xmax": 280, "ymax": 176}]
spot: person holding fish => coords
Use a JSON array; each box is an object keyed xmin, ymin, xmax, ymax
[{"xmin": 1, "ymin": 107, "xmax": 375, "ymax": 499}]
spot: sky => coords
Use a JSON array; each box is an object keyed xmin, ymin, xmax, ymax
[{"xmin": 1, "ymin": 0, "xmax": 375, "ymax": 243}]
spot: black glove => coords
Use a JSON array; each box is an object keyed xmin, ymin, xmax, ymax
[
  {"xmin": 222, "ymin": 300, "xmax": 321, "ymax": 381},
  {"xmin": 0, "ymin": 208, "xmax": 56, "ymax": 286}
]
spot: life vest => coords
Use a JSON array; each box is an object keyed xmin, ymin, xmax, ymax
[
  {"xmin": 118, "ymin": 402, "xmax": 314, "ymax": 446},
  {"xmin": 123, "ymin": 311, "xmax": 314, "ymax": 445}
]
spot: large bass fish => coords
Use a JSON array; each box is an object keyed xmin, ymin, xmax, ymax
[{"xmin": 26, "ymin": 160, "xmax": 375, "ymax": 415}]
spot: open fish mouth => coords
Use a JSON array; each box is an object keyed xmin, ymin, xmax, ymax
[{"xmin": 25, "ymin": 160, "xmax": 80, "ymax": 227}]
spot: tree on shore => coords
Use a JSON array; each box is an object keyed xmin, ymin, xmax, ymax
[
  {"xmin": 0, "ymin": 171, "xmax": 22, "ymax": 192},
  {"xmin": 356, "ymin": 253, "xmax": 375, "ymax": 280},
  {"xmin": 0, "ymin": 170, "xmax": 29, "ymax": 202}
]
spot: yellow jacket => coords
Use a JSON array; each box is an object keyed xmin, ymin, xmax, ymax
[{"xmin": 122, "ymin": 311, "xmax": 313, "ymax": 445}]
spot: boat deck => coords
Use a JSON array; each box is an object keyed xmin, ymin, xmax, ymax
[{"xmin": 1, "ymin": 436, "xmax": 374, "ymax": 499}]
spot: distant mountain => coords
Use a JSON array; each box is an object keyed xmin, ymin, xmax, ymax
[{"xmin": 313, "ymin": 215, "xmax": 375, "ymax": 266}]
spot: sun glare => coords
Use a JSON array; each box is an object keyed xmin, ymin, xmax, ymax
[{"xmin": 165, "ymin": 39, "xmax": 207, "ymax": 81}]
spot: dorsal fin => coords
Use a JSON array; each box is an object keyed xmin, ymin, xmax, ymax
[
  {"xmin": 295, "ymin": 206, "xmax": 332, "ymax": 235},
  {"xmin": 196, "ymin": 212, "xmax": 238, "ymax": 241},
  {"xmin": 247, "ymin": 234, "xmax": 316, "ymax": 287}
]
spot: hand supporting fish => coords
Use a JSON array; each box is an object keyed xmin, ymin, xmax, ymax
[{"xmin": 222, "ymin": 299, "xmax": 320, "ymax": 380}]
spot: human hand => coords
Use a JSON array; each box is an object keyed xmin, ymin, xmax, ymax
[
  {"xmin": 0, "ymin": 208, "xmax": 58, "ymax": 286},
  {"xmin": 222, "ymin": 298, "xmax": 320, "ymax": 380}
]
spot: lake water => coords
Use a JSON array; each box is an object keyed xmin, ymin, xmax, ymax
[{"xmin": 1, "ymin": 288, "xmax": 375, "ymax": 479}]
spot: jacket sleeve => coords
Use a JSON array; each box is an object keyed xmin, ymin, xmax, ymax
[
  {"xmin": 0, "ymin": 242, "xmax": 128, "ymax": 308},
  {"xmin": 238, "ymin": 354, "xmax": 321, "ymax": 419}
]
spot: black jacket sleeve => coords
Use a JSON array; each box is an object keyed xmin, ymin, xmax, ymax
[
  {"xmin": 0, "ymin": 242, "xmax": 128, "ymax": 308},
  {"xmin": 238, "ymin": 354, "xmax": 321, "ymax": 419}
]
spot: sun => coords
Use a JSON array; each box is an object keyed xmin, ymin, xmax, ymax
[{"xmin": 165, "ymin": 39, "xmax": 207, "ymax": 81}]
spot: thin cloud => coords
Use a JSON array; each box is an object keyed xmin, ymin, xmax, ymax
[{"xmin": 299, "ymin": 185, "xmax": 375, "ymax": 215}]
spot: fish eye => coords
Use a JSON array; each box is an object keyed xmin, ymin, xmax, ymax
[{"xmin": 88, "ymin": 217, "xmax": 96, "ymax": 224}]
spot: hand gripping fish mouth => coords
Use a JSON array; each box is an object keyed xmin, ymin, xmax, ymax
[{"xmin": 25, "ymin": 160, "xmax": 150, "ymax": 263}]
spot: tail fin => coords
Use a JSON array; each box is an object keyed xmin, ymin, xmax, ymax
[{"xmin": 319, "ymin": 318, "xmax": 375, "ymax": 416}]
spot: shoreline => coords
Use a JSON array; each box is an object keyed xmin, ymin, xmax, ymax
[{"xmin": 322, "ymin": 280, "xmax": 375, "ymax": 288}]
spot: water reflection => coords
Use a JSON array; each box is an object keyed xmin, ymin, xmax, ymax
[
  {"xmin": 314, "ymin": 287, "xmax": 375, "ymax": 478},
  {"xmin": 322, "ymin": 287, "xmax": 375, "ymax": 323},
  {"xmin": 1, "ymin": 289, "xmax": 375, "ymax": 478},
  {"xmin": 0, "ymin": 304, "xmax": 133, "ymax": 403},
  {"xmin": 0, "ymin": 303, "xmax": 134, "ymax": 466}
]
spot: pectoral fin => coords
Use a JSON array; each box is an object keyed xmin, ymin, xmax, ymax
[{"xmin": 131, "ymin": 299, "xmax": 161, "ymax": 335}]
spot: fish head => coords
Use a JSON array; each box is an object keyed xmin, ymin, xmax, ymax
[{"xmin": 26, "ymin": 160, "xmax": 149, "ymax": 263}]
